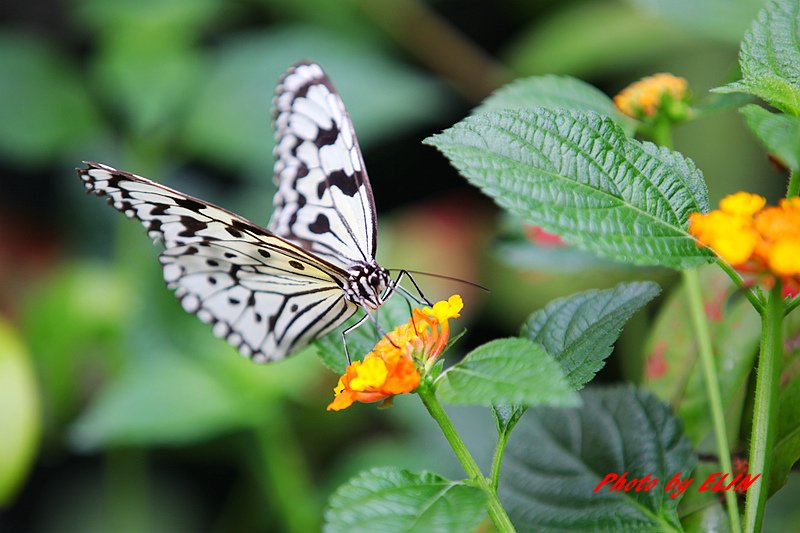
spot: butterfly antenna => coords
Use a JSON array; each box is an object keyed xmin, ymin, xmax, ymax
[{"xmin": 386, "ymin": 269, "xmax": 490, "ymax": 292}]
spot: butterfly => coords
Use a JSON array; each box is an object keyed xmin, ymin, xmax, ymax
[{"xmin": 78, "ymin": 61, "xmax": 425, "ymax": 363}]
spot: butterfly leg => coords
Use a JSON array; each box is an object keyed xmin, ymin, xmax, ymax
[{"xmin": 341, "ymin": 312, "xmax": 370, "ymax": 364}]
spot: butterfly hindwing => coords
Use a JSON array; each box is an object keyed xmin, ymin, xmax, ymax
[
  {"xmin": 78, "ymin": 162, "xmax": 358, "ymax": 361},
  {"xmin": 270, "ymin": 61, "xmax": 378, "ymax": 271}
]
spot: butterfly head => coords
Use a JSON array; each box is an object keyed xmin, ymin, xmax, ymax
[{"xmin": 347, "ymin": 262, "xmax": 391, "ymax": 310}]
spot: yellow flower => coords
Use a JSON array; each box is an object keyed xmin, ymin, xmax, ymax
[
  {"xmin": 327, "ymin": 295, "xmax": 463, "ymax": 411},
  {"xmin": 689, "ymin": 193, "xmax": 800, "ymax": 289},
  {"xmin": 769, "ymin": 238, "xmax": 800, "ymax": 276},
  {"xmin": 720, "ymin": 192, "xmax": 766, "ymax": 216},
  {"xmin": 422, "ymin": 294, "xmax": 463, "ymax": 322},
  {"xmin": 689, "ymin": 211, "xmax": 758, "ymax": 265},
  {"xmin": 614, "ymin": 73, "xmax": 689, "ymax": 119}
]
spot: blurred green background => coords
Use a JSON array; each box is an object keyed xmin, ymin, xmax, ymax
[{"xmin": 1, "ymin": 0, "xmax": 795, "ymax": 531}]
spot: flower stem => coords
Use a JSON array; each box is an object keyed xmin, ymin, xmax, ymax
[
  {"xmin": 715, "ymin": 259, "xmax": 765, "ymax": 313},
  {"xmin": 787, "ymin": 169, "xmax": 799, "ymax": 198},
  {"xmin": 417, "ymin": 385, "xmax": 516, "ymax": 532},
  {"xmin": 489, "ymin": 429, "xmax": 511, "ymax": 491},
  {"xmin": 744, "ymin": 282, "xmax": 785, "ymax": 533},
  {"xmin": 683, "ymin": 269, "xmax": 741, "ymax": 533}
]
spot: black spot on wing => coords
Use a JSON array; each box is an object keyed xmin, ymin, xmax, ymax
[
  {"xmin": 178, "ymin": 216, "xmax": 208, "ymax": 237},
  {"xmin": 314, "ymin": 125, "xmax": 338, "ymax": 147},
  {"xmin": 327, "ymin": 169, "xmax": 359, "ymax": 196},
  {"xmin": 289, "ymin": 260, "xmax": 305, "ymax": 270},
  {"xmin": 309, "ymin": 214, "xmax": 330, "ymax": 234},
  {"xmin": 176, "ymin": 197, "xmax": 206, "ymax": 211}
]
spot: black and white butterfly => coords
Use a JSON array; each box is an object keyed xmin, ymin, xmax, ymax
[{"xmin": 78, "ymin": 61, "xmax": 425, "ymax": 363}]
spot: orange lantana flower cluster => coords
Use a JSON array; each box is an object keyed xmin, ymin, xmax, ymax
[
  {"xmin": 614, "ymin": 73, "xmax": 689, "ymax": 119},
  {"xmin": 327, "ymin": 295, "xmax": 463, "ymax": 411},
  {"xmin": 690, "ymin": 193, "xmax": 800, "ymax": 290}
]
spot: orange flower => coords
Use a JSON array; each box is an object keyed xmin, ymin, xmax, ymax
[
  {"xmin": 689, "ymin": 193, "xmax": 800, "ymax": 289},
  {"xmin": 614, "ymin": 73, "xmax": 689, "ymax": 120},
  {"xmin": 327, "ymin": 295, "xmax": 463, "ymax": 411}
]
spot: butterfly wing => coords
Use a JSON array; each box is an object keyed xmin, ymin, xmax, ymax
[
  {"xmin": 270, "ymin": 61, "xmax": 377, "ymax": 271},
  {"xmin": 78, "ymin": 162, "xmax": 358, "ymax": 361}
]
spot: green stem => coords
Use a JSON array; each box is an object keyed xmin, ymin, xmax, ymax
[
  {"xmin": 787, "ymin": 169, "xmax": 799, "ymax": 198},
  {"xmin": 254, "ymin": 414, "xmax": 320, "ymax": 533},
  {"xmin": 786, "ymin": 295, "xmax": 799, "ymax": 316},
  {"xmin": 649, "ymin": 117, "xmax": 674, "ymax": 148},
  {"xmin": 744, "ymin": 282, "xmax": 785, "ymax": 533},
  {"xmin": 683, "ymin": 269, "xmax": 742, "ymax": 533},
  {"xmin": 417, "ymin": 385, "xmax": 516, "ymax": 532},
  {"xmin": 715, "ymin": 259, "xmax": 765, "ymax": 314},
  {"xmin": 489, "ymin": 430, "xmax": 510, "ymax": 491}
]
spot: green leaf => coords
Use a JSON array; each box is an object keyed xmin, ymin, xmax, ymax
[
  {"xmin": 626, "ymin": 0, "xmax": 763, "ymax": 43},
  {"xmin": 642, "ymin": 266, "xmax": 761, "ymax": 445},
  {"xmin": 314, "ymin": 295, "xmax": 412, "ymax": 374},
  {"xmin": 771, "ymin": 377, "xmax": 800, "ymax": 495},
  {"xmin": 181, "ymin": 27, "xmax": 446, "ymax": 174},
  {"xmin": 0, "ymin": 320, "xmax": 40, "ymax": 504},
  {"xmin": 522, "ymin": 281, "xmax": 661, "ymax": 389},
  {"xmin": 716, "ymin": 0, "xmax": 800, "ymax": 115},
  {"xmin": 681, "ymin": 501, "xmax": 730, "ymax": 533},
  {"xmin": 0, "ymin": 31, "xmax": 103, "ymax": 166},
  {"xmin": 22, "ymin": 263, "xmax": 134, "ymax": 430},
  {"xmin": 425, "ymin": 109, "xmax": 712, "ymax": 269},
  {"xmin": 69, "ymin": 351, "xmax": 262, "ymax": 450},
  {"xmin": 475, "ymin": 75, "xmax": 635, "ymax": 135},
  {"xmin": 740, "ymin": 104, "xmax": 800, "ymax": 171},
  {"xmin": 492, "ymin": 404, "xmax": 525, "ymax": 436},
  {"xmin": 436, "ymin": 338, "xmax": 580, "ymax": 408},
  {"xmin": 504, "ymin": 2, "xmax": 692, "ymax": 78},
  {"xmin": 501, "ymin": 386, "xmax": 695, "ymax": 532},
  {"xmin": 324, "ymin": 467, "xmax": 485, "ymax": 533},
  {"xmin": 69, "ymin": 338, "xmax": 318, "ymax": 450},
  {"xmin": 76, "ymin": 0, "xmax": 221, "ymax": 38}
]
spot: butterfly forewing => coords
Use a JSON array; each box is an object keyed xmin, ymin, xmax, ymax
[
  {"xmin": 78, "ymin": 162, "xmax": 358, "ymax": 361},
  {"xmin": 270, "ymin": 61, "xmax": 378, "ymax": 271}
]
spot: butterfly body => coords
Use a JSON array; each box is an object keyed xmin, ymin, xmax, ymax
[{"xmin": 78, "ymin": 61, "xmax": 400, "ymax": 363}]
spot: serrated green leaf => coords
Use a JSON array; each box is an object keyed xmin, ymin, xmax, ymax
[
  {"xmin": 0, "ymin": 320, "xmax": 40, "ymax": 504},
  {"xmin": 716, "ymin": 0, "xmax": 800, "ymax": 114},
  {"xmin": 474, "ymin": 75, "xmax": 635, "ymax": 135},
  {"xmin": 324, "ymin": 467, "xmax": 485, "ymax": 533},
  {"xmin": 314, "ymin": 296, "xmax": 412, "ymax": 374},
  {"xmin": 501, "ymin": 386, "xmax": 694, "ymax": 532},
  {"xmin": 740, "ymin": 104, "xmax": 800, "ymax": 171},
  {"xmin": 522, "ymin": 281, "xmax": 661, "ymax": 389},
  {"xmin": 771, "ymin": 377, "xmax": 800, "ymax": 495},
  {"xmin": 426, "ymin": 109, "xmax": 712, "ymax": 269},
  {"xmin": 642, "ymin": 266, "xmax": 761, "ymax": 445},
  {"xmin": 436, "ymin": 338, "xmax": 580, "ymax": 408}
]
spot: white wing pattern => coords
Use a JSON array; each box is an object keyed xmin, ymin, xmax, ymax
[
  {"xmin": 270, "ymin": 61, "xmax": 377, "ymax": 271},
  {"xmin": 77, "ymin": 162, "xmax": 359, "ymax": 362}
]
